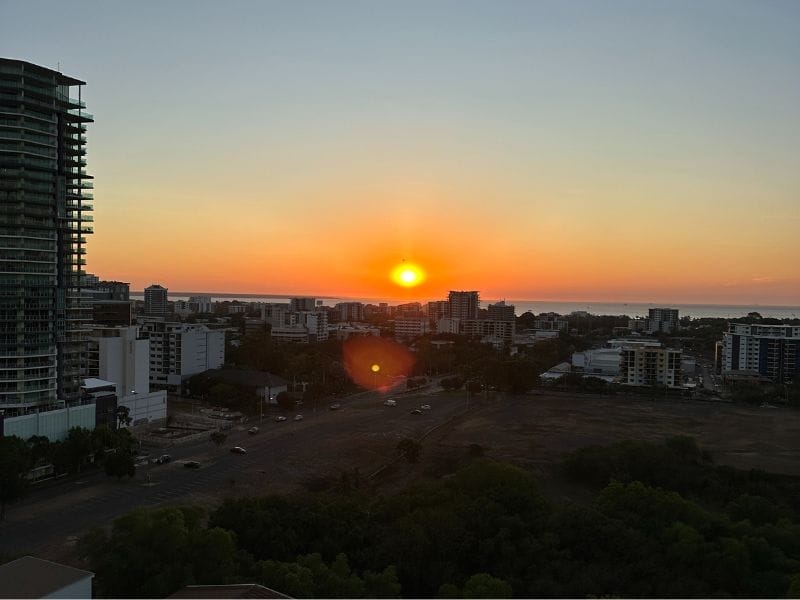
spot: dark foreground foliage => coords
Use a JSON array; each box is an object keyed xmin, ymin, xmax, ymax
[{"xmin": 81, "ymin": 439, "xmax": 800, "ymax": 598}]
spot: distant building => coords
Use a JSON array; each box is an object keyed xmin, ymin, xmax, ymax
[
  {"xmin": 722, "ymin": 323, "xmax": 800, "ymax": 383},
  {"xmin": 290, "ymin": 297, "xmax": 317, "ymax": 312},
  {"xmin": 647, "ymin": 308, "xmax": 679, "ymax": 334},
  {"xmin": 448, "ymin": 291, "xmax": 480, "ymax": 320},
  {"xmin": 0, "ymin": 556, "xmax": 94, "ymax": 599},
  {"xmin": 426, "ymin": 300, "xmax": 450, "ymax": 324},
  {"xmin": 329, "ymin": 323, "xmax": 380, "ymax": 340},
  {"xmin": 619, "ymin": 345, "xmax": 682, "ymax": 388},
  {"xmin": 487, "ymin": 301, "xmax": 515, "ymax": 322},
  {"xmin": 188, "ymin": 294, "xmax": 213, "ymax": 314},
  {"xmin": 532, "ymin": 317, "xmax": 568, "ymax": 332},
  {"xmin": 270, "ymin": 310, "xmax": 328, "ymax": 344},
  {"xmin": 144, "ymin": 284, "xmax": 169, "ymax": 316},
  {"xmin": 461, "ymin": 319, "xmax": 515, "ymax": 344},
  {"xmin": 92, "ymin": 300, "xmax": 133, "ymax": 327},
  {"xmin": 395, "ymin": 315, "xmax": 430, "ymax": 340},
  {"xmin": 395, "ymin": 302, "xmax": 423, "ymax": 316},
  {"xmin": 335, "ymin": 302, "xmax": 365, "ymax": 322},
  {"xmin": 261, "ymin": 303, "xmax": 292, "ymax": 327}
]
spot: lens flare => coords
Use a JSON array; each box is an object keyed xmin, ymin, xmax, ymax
[
  {"xmin": 343, "ymin": 337, "xmax": 415, "ymax": 392},
  {"xmin": 391, "ymin": 262, "xmax": 426, "ymax": 287}
]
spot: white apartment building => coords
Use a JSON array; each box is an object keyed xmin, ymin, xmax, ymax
[
  {"xmin": 335, "ymin": 302, "xmax": 365, "ymax": 322},
  {"xmin": 270, "ymin": 311, "xmax": 329, "ymax": 344},
  {"xmin": 85, "ymin": 326, "xmax": 167, "ymax": 425},
  {"xmin": 188, "ymin": 295, "xmax": 213, "ymax": 314},
  {"xmin": 647, "ymin": 308, "xmax": 679, "ymax": 334},
  {"xmin": 395, "ymin": 316, "xmax": 430, "ymax": 340},
  {"xmin": 722, "ymin": 323, "xmax": 800, "ymax": 383},
  {"xmin": 139, "ymin": 320, "xmax": 225, "ymax": 388},
  {"xmin": 619, "ymin": 346, "xmax": 682, "ymax": 388}
]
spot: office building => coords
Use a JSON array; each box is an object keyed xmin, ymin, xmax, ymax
[
  {"xmin": 0, "ymin": 59, "xmax": 94, "ymax": 413},
  {"xmin": 448, "ymin": 291, "xmax": 480, "ymax": 321},
  {"xmin": 722, "ymin": 323, "xmax": 800, "ymax": 383},
  {"xmin": 144, "ymin": 284, "xmax": 168, "ymax": 316}
]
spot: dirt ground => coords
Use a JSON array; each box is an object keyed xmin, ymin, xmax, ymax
[{"xmin": 374, "ymin": 391, "xmax": 800, "ymax": 495}]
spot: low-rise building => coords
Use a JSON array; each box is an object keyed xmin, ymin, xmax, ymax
[{"xmin": 0, "ymin": 556, "xmax": 94, "ymax": 599}]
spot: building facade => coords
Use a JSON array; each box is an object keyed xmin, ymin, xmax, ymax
[
  {"xmin": 448, "ymin": 291, "xmax": 480, "ymax": 321},
  {"xmin": 722, "ymin": 323, "xmax": 800, "ymax": 383},
  {"xmin": 139, "ymin": 320, "xmax": 225, "ymax": 388},
  {"xmin": 619, "ymin": 346, "xmax": 682, "ymax": 388},
  {"xmin": 0, "ymin": 59, "xmax": 94, "ymax": 413},
  {"xmin": 144, "ymin": 284, "xmax": 168, "ymax": 316}
]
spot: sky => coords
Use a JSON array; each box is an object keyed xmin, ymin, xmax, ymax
[{"xmin": 2, "ymin": 0, "xmax": 799, "ymax": 304}]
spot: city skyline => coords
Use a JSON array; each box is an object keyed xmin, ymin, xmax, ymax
[{"xmin": 2, "ymin": 1, "xmax": 799, "ymax": 304}]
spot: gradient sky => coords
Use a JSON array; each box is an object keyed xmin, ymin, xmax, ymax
[{"xmin": 2, "ymin": 0, "xmax": 799, "ymax": 304}]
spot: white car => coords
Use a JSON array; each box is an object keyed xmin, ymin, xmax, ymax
[
  {"xmin": 293, "ymin": 414, "xmax": 304, "ymax": 421},
  {"xmin": 420, "ymin": 404, "xmax": 431, "ymax": 410},
  {"xmin": 275, "ymin": 416, "xmax": 287, "ymax": 422},
  {"xmin": 383, "ymin": 399, "xmax": 396, "ymax": 406}
]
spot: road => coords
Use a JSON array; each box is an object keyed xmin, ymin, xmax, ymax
[{"xmin": 0, "ymin": 384, "xmax": 469, "ymax": 558}]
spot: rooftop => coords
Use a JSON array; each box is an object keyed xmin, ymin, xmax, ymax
[{"xmin": 0, "ymin": 556, "xmax": 93, "ymax": 599}]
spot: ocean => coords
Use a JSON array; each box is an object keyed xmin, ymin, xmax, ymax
[{"xmin": 129, "ymin": 293, "xmax": 800, "ymax": 319}]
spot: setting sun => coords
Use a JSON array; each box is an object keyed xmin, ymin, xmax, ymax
[{"xmin": 391, "ymin": 262, "xmax": 426, "ymax": 288}]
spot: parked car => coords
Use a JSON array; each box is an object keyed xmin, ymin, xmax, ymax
[
  {"xmin": 230, "ymin": 446, "xmax": 247, "ymax": 454},
  {"xmin": 293, "ymin": 414, "xmax": 304, "ymax": 421},
  {"xmin": 410, "ymin": 409, "xmax": 422, "ymax": 415},
  {"xmin": 384, "ymin": 399, "xmax": 397, "ymax": 406},
  {"xmin": 420, "ymin": 404, "xmax": 431, "ymax": 410},
  {"xmin": 247, "ymin": 426, "xmax": 259, "ymax": 434},
  {"xmin": 156, "ymin": 454, "xmax": 172, "ymax": 464},
  {"xmin": 183, "ymin": 461, "xmax": 201, "ymax": 469},
  {"xmin": 275, "ymin": 416, "xmax": 287, "ymax": 422},
  {"xmin": 329, "ymin": 403, "xmax": 341, "ymax": 411}
]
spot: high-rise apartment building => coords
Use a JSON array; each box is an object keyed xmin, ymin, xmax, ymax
[
  {"xmin": 0, "ymin": 59, "xmax": 94, "ymax": 413},
  {"xmin": 144, "ymin": 284, "xmax": 168, "ymax": 316},
  {"xmin": 722, "ymin": 323, "xmax": 800, "ymax": 383},
  {"xmin": 487, "ymin": 301, "xmax": 515, "ymax": 322},
  {"xmin": 619, "ymin": 346, "xmax": 682, "ymax": 388},
  {"xmin": 448, "ymin": 291, "xmax": 480, "ymax": 321},
  {"xmin": 647, "ymin": 308, "xmax": 679, "ymax": 334}
]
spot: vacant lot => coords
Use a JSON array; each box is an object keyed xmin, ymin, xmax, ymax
[{"xmin": 418, "ymin": 391, "xmax": 800, "ymax": 478}]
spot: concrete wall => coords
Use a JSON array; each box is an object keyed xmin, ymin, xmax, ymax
[
  {"xmin": 44, "ymin": 575, "xmax": 93, "ymax": 598},
  {"xmin": 3, "ymin": 404, "xmax": 96, "ymax": 441},
  {"xmin": 119, "ymin": 390, "xmax": 167, "ymax": 426}
]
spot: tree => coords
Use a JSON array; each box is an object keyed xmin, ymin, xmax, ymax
[
  {"xmin": 462, "ymin": 573, "xmax": 514, "ymax": 598},
  {"xmin": 62, "ymin": 427, "xmax": 94, "ymax": 474},
  {"xmin": 104, "ymin": 450, "xmax": 135, "ymax": 479},
  {"xmin": 79, "ymin": 506, "xmax": 239, "ymax": 598},
  {"xmin": 210, "ymin": 431, "xmax": 228, "ymax": 448},
  {"xmin": 116, "ymin": 405, "xmax": 132, "ymax": 428},
  {"xmin": 0, "ymin": 436, "xmax": 32, "ymax": 520}
]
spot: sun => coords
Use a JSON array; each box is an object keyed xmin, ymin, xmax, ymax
[{"xmin": 391, "ymin": 262, "xmax": 426, "ymax": 287}]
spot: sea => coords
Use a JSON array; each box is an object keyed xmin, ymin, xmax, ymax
[{"xmin": 129, "ymin": 293, "xmax": 800, "ymax": 320}]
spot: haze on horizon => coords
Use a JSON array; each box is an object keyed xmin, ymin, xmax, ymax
[{"xmin": 2, "ymin": 0, "xmax": 798, "ymax": 305}]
